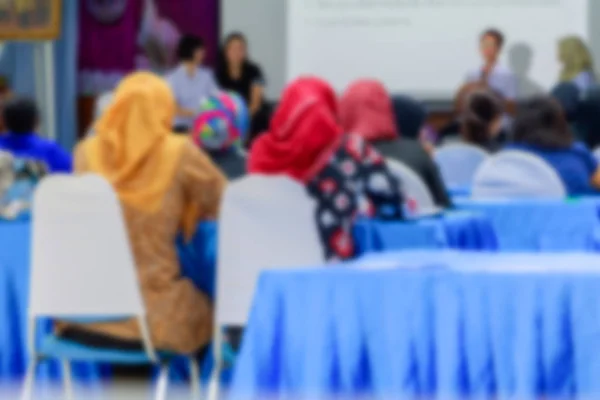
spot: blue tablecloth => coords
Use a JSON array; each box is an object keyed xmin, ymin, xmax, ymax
[
  {"xmin": 355, "ymin": 211, "xmax": 498, "ymax": 254},
  {"xmin": 231, "ymin": 251, "xmax": 600, "ymax": 399},
  {"xmin": 0, "ymin": 219, "xmax": 106, "ymax": 387},
  {"xmin": 456, "ymin": 198, "xmax": 600, "ymax": 251}
]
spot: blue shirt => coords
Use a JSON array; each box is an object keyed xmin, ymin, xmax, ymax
[
  {"xmin": 508, "ymin": 142, "xmax": 598, "ymax": 196},
  {"xmin": 467, "ymin": 64, "xmax": 517, "ymax": 100},
  {"xmin": 166, "ymin": 65, "xmax": 219, "ymax": 129},
  {"xmin": 0, "ymin": 133, "xmax": 73, "ymax": 173}
]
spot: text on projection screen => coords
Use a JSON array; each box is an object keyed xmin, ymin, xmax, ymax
[{"xmin": 287, "ymin": 0, "xmax": 588, "ymax": 99}]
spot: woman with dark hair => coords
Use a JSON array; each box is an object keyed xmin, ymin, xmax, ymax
[
  {"xmin": 166, "ymin": 34, "xmax": 219, "ymax": 133},
  {"xmin": 339, "ymin": 80, "xmax": 451, "ymax": 208},
  {"xmin": 216, "ymin": 32, "xmax": 269, "ymax": 145},
  {"xmin": 508, "ymin": 96, "xmax": 600, "ymax": 195},
  {"xmin": 460, "ymin": 88, "xmax": 505, "ymax": 152}
]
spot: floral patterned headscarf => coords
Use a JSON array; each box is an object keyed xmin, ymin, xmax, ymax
[{"xmin": 192, "ymin": 91, "xmax": 250, "ymax": 152}]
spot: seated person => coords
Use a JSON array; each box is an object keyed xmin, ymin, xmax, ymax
[
  {"xmin": 558, "ymin": 36, "xmax": 596, "ymax": 94},
  {"xmin": 166, "ymin": 35, "xmax": 219, "ymax": 133},
  {"xmin": 248, "ymin": 77, "xmax": 404, "ymax": 261},
  {"xmin": 339, "ymin": 79, "xmax": 451, "ymax": 208},
  {"xmin": 458, "ymin": 88, "xmax": 505, "ymax": 153},
  {"xmin": 216, "ymin": 32, "xmax": 270, "ymax": 145},
  {"xmin": 0, "ymin": 97, "xmax": 72, "ymax": 172},
  {"xmin": 508, "ymin": 96, "xmax": 600, "ymax": 196},
  {"xmin": 191, "ymin": 91, "xmax": 248, "ymax": 180},
  {"xmin": 59, "ymin": 72, "xmax": 227, "ymax": 354}
]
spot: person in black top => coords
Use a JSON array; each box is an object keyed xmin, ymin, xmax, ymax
[{"xmin": 216, "ymin": 32, "xmax": 269, "ymax": 146}]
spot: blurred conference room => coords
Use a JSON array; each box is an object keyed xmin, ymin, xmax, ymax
[{"xmin": 2, "ymin": 0, "xmax": 600, "ymax": 399}]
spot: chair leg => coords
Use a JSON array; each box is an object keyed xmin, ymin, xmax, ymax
[
  {"xmin": 20, "ymin": 357, "xmax": 38, "ymax": 400},
  {"xmin": 207, "ymin": 329, "xmax": 222, "ymax": 400},
  {"xmin": 189, "ymin": 358, "xmax": 201, "ymax": 399},
  {"xmin": 153, "ymin": 363, "xmax": 170, "ymax": 400},
  {"xmin": 62, "ymin": 359, "xmax": 75, "ymax": 400}
]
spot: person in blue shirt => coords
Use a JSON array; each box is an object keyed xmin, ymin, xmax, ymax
[
  {"xmin": 0, "ymin": 97, "xmax": 72, "ymax": 172},
  {"xmin": 509, "ymin": 96, "xmax": 600, "ymax": 196},
  {"xmin": 166, "ymin": 35, "xmax": 219, "ymax": 133}
]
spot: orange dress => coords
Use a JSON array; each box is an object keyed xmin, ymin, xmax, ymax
[{"xmin": 61, "ymin": 140, "xmax": 226, "ymax": 354}]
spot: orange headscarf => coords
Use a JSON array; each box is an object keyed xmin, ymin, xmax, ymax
[
  {"xmin": 83, "ymin": 72, "xmax": 196, "ymax": 237},
  {"xmin": 339, "ymin": 79, "xmax": 398, "ymax": 142}
]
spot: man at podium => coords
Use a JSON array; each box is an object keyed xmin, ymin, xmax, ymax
[{"xmin": 466, "ymin": 28, "xmax": 517, "ymax": 101}]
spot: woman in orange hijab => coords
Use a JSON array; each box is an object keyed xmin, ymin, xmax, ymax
[
  {"xmin": 61, "ymin": 72, "xmax": 227, "ymax": 354},
  {"xmin": 249, "ymin": 77, "xmax": 404, "ymax": 260},
  {"xmin": 339, "ymin": 79, "xmax": 451, "ymax": 208}
]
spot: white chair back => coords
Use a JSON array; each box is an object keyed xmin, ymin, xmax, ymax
[
  {"xmin": 30, "ymin": 174, "xmax": 145, "ymax": 318},
  {"xmin": 385, "ymin": 158, "xmax": 437, "ymax": 215},
  {"xmin": 94, "ymin": 91, "xmax": 113, "ymax": 119},
  {"xmin": 472, "ymin": 150, "xmax": 567, "ymax": 199},
  {"xmin": 216, "ymin": 175, "xmax": 325, "ymax": 326},
  {"xmin": 593, "ymin": 146, "xmax": 600, "ymax": 163},
  {"xmin": 434, "ymin": 143, "xmax": 490, "ymax": 187}
]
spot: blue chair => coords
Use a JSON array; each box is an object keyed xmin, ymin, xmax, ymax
[{"xmin": 22, "ymin": 175, "xmax": 200, "ymax": 400}]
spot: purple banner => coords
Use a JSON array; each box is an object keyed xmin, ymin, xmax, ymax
[{"xmin": 78, "ymin": 0, "xmax": 219, "ymax": 94}]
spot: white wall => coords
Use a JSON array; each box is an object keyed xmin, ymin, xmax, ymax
[
  {"xmin": 221, "ymin": 0, "xmax": 286, "ymax": 101},
  {"xmin": 223, "ymin": 0, "xmax": 600, "ymax": 101}
]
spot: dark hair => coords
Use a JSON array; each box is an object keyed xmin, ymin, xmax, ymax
[
  {"xmin": 3, "ymin": 97, "xmax": 38, "ymax": 134},
  {"xmin": 461, "ymin": 89, "xmax": 503, "ymax": 146},
  {"xmin": 217, "ymin": 32, "xmax": 252, "ymax": 79},
  {"xmin": 481, "ymin": 28, "xmax": 505, "ymax": 49},
  {"xmin": 224, "ymin": 32, "xmax": 247, "ymax": 51},
  {"xmin": 220, "ymin": 32, "xmax": 249, "ymax": 65},
  {"xmin": 176, "ymin": 34, "xmax": 205, "ymax": 62},
  {"xmin": 513, "ymin": 96, "xmax": 573, "ymax": 149}
]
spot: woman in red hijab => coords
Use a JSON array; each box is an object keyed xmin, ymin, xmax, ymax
[
  {"xmin": 249, "ymin": 77, "xmax": 404, "ymax": 260},
  {"xmin": 339, "ymin": 79, "xmax": 451, "ymax": 208}
]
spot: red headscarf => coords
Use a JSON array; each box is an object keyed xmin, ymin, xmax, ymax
[
  {"xmin": 339, "ymin": 79, "xmax": 398, "ymax": 141},
  {"xmin": 248, "ymin": 77, "xmax": 343, "ymax": 182}
]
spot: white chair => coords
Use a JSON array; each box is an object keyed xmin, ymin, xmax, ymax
[
  {"xmin": 385, "ymin": 158, "xmax": 438, "ymax": 216},
  {"xmin": 85, "ymin": 92, "xmax": 114, "ymax": 137},
  {"xmin": 593, "ymin": 146, "xmax": 600, "ymax": 163},
  {"xmin": 94, "ymin": 91, "xmax": 113, "ymax": 119},
  {"xmin": 208, "ymin": 175, "xmax": 325, "ymax": 400},
  {"xmin": 472, "ymin": 150, "xmax": 567, "ymax": 199},
  {"xmin": 22, "ymin": 174, "xmax": 199, "ymax": 400},
  {"xmin": 434, "ymin": 143, "xmax": 490, "ymax": 188}
]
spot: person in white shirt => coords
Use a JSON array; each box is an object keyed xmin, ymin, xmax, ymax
[
  {"xmin": 165, "ymin": 34, "xmax": 219, "ymax": 132},
  {"xmin": 466, "ymin": 28, "xmax": 517, "ymax": 101}
]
